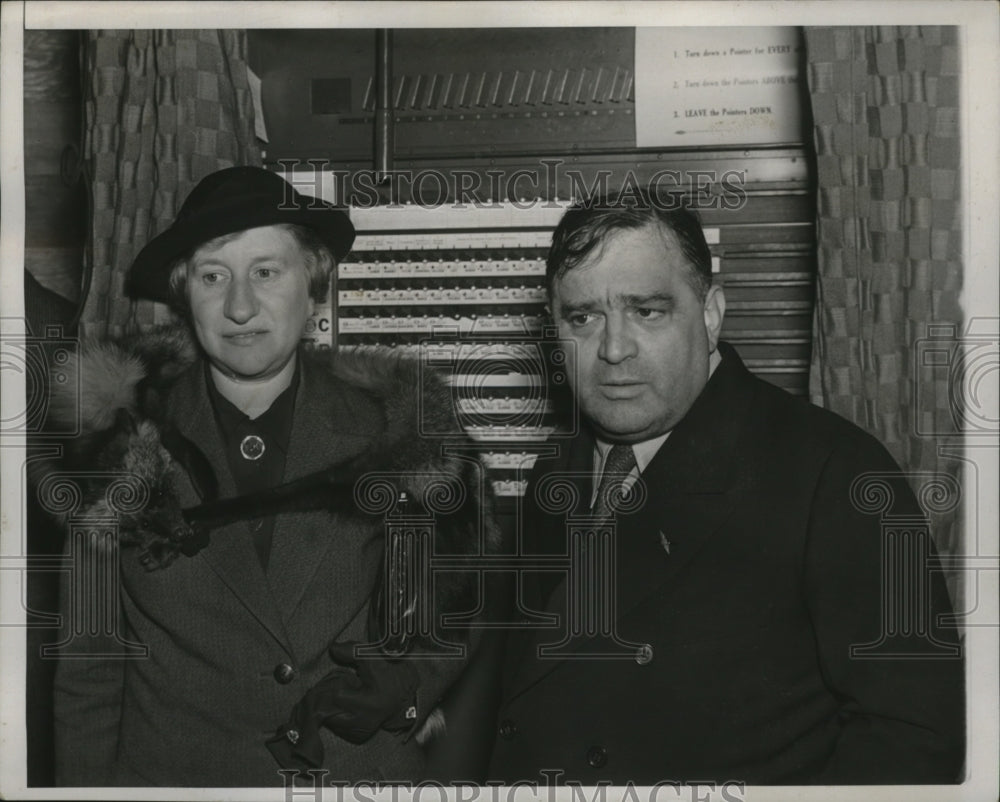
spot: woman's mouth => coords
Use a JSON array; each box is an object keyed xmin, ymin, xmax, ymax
[{"xmin": 224, "ymin": 331, "xmax": 265, "ymax": 344}]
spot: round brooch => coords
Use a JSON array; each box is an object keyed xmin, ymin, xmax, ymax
[{"xmin": 240, "ymin": 434, "xmax": 265, "ymax": 461}]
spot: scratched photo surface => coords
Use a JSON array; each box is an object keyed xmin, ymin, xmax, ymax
[{"xmin": 1, "ymin": 2, "xmax": 997, "ymax": 802}]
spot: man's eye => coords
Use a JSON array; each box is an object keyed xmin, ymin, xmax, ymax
[
  {"xmin": 254, "ymin": 267, "xmax": 277, "ymax": 280},
  {"xmin": 567, "ymin": 313, "xmax": 596, "ymax": 327},
  {"xmin": 635, "ymin": 307, "xmax": 666, "ymax": 321},
  {"xmin": 201, "ymin": 272, "xmax": 223, "ymax": 285}
]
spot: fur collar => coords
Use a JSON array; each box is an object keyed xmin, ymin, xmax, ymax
[{"xmin": 39, "ymin": 325, "xmax": 497, "ymax": 574}]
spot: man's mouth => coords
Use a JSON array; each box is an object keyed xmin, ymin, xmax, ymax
[{"xmin": 599, "ymin": 381, "xmax": 645, "ymax": 399}]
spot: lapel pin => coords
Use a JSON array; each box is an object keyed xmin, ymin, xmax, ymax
[{"xmin": 658, "ymin": 531, "xmax": 671, "ymax": 555}]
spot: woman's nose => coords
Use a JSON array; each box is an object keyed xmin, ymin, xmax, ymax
[{"xmin": 223, "ymin": 279, "xmax": 259, "ymax": 323}]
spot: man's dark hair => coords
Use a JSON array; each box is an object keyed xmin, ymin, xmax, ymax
[{"xmin": 546, "ymin": 190, "xmax": 713, "ymax": 300}]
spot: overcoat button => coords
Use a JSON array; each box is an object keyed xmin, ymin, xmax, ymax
[
  {"xmin": 240, "ymin": 434, "xmax": 266, "ymax": 461},
  {"xmin": 635, "ymin": 644, "xmax": 654, "ymax": 665},
  {"xmin": 586, "ymin": 745, "xmax": 608, "ymax": 768},
  {"xmin": 498, "ymin": 719, "xmax": 518, "ymax": 739},
  {"xmin": 273, "ymin": 663, "xmax": 296, "ymax": 684}
]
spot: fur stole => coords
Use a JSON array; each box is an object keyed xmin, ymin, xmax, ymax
[{"xmin": 36, "ymin": 326, "xmax": 500, "ymax": 591}]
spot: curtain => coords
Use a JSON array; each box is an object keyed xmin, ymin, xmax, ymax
[
  {"xmin": 79, "ymin": 30, "xmax": 262, "ymax": 338},
  {"xmin": 804, "ymin": 27, "xmax": 963, "ymax": 586}
]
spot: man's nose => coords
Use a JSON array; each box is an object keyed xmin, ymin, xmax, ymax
[
  {"xmin": 598, "ymin": 315, "xmax": 638, "ymax": 364},
  {"xmin": 223, "ymin": 279, "xmax": 259, "ymax": 324}
]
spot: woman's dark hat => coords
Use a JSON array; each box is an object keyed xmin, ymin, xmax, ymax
[{"xmin": 128, "ymin": 166, "xmax": 355, "ymax": 303}]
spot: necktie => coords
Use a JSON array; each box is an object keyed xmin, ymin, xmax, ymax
[{"xmin": 592, "ymin": 444, "xmax": 638, "ymax": 519}]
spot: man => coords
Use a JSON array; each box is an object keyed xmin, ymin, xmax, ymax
[
  {"xmin": 486, "ymin": 194, "xmax": 964, "ymax": 784},
  {"xmin": 49, "ymin": 167, "xmax": 492, "ymax": 786}
]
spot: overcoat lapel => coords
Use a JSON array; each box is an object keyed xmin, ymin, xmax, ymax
[
  {"xmin": 170, "ymin": 365, "xmax": 293, "ymax": 653},
  {"xmin": 266, "ymin": 357, "xmax": 377, "ymax": 619},
  {"xmin": 504, "ymin": 433, "xmax": 593, "ymax": 679},
  {"xmin": 611, "ymin": 426, "xmax": 740, "ymax": 623},
  {"xmin": 507, "ymin": 345, "xmax": 754, "ymax": 699}
]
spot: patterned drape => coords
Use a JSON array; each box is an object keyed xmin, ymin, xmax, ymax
[
  {"xmin": 804, "ymin": 28, "xmax": 963, "ymax": 568},
  {"xmin": 79, "ymin": 30, "xmax": 262, "ymax": 338}
]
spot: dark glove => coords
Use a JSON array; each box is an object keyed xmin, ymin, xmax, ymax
[{"xmin": 267, "ymin": 642, "xmax": 419, "ymax": 771}]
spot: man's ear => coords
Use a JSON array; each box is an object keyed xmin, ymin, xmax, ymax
[{"xmin": 703, "ymin": 284, "xmax": 726, "ymax": 353}]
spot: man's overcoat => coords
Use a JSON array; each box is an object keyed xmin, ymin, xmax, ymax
[{"xmin": 488, "ymin": 343, "xmax": 964, "ymax": 785}]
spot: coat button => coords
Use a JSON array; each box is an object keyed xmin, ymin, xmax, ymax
[
  {"xmin": 498, "ymin": 719, "xmax": 518, "ymax": 739},
  {"xmin": 273, "ymin": 663, "xmax": 296, "ymax": 684},
  {"xmin": 586, "ymin": 745, "xmax": 608, "ymax": 768},
  {"xmin": 635, "ymin": 644, "xmax": 654, "ymax": 665}
]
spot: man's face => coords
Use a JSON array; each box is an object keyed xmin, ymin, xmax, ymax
[
  {"xmin": 551, "ymin": 223, "xmax": 725, "ymax": 443},
  {"xmin": 187, "ymin": 225, "xmax": 315, "ymax": 382}
]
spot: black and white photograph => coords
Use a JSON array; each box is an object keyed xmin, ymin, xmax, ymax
[{"xmin": 1, "ymin": 2, "xmax": 997, "ymax": 800}]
